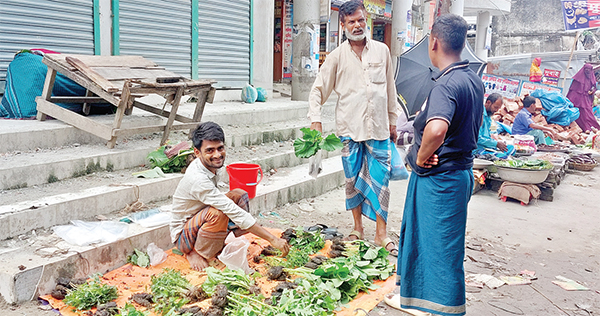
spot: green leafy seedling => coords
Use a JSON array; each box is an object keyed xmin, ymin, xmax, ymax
[
  {"xmin": 293, "ymin": 127, "xmax": 343, "ymax": 158},
  {"xmin": 63, "ymin": 275, "xmax": 118, "ymax": 311}
]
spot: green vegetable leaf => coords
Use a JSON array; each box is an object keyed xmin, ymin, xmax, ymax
[
  {"xmin": 63, "ymin": 275, "xmax": 119, "ymax": 311},
  {"xmin": 321, "ymin": 133, "xmax": 343, "ymax": 152}
]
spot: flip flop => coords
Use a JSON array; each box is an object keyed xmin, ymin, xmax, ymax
[
  {"xmin": 346, "ymin": 230, "xmax": 363, "ymax": 241},
  {"xmin": 384, "ymin": 294, "xmax": 431, "ymax": 315},
  {"xmin": 381, "ymin": 237, "xmax": 398, "ymax": 257},
  {"xmin": 322, "ymin": 227, "xmax": 344, "ymax": 240},
  {"xmin": 304, "ymin": 223, "xmax": 328, "ymax": 232}
]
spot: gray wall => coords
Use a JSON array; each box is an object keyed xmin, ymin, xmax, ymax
[{"xmin": 491, "ymin": 0, "xmax": 577, "ymax": 56}]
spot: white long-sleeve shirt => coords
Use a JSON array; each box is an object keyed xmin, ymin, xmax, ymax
[
  {"xmin": 169, "ymin": 159, "xmax": 256, "ymax": 243},
  {"xmin": 308, "ymin": 38, "xmax": 400, "ymax": 142}
]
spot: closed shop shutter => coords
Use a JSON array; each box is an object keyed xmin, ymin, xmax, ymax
[
  {"xmin": 198, "ymin": 0, "xmax": 250, "ymax": 88},
  {"xmin": 0, "ymin": 0, "xmax": 95, "ymax": 93},
  {"xmin": 119, "ymin": 0, "xmax": 192, "ymax": 78}
]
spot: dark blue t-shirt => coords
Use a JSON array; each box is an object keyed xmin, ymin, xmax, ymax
[{"xmin": 406, "ymin": 60, "xmax": 484, "ymax": 176}]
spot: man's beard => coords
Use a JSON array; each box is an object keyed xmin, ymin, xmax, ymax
[{"xmin": 345, "ymin": 27, "xmax": 367, "ymax": 41}]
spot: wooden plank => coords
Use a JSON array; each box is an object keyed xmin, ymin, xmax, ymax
[
  {"xmin": 132, "ymin": 100, "xmax": 194, "ymax": 123},
  {"xmin": 112, "ymin": 122, "xmax": 200, "ymax": 137},
  {"xmin": 93, "ymin": 67, "xmax": 179, "ymax": 81},
  {"xmin": 107, "ymin": 81, "xmax": 132, "ymax": 148},
  {"xmin": 35, "ymin": 98, "xmax": 112, "ymax": 140},
  {"xmin": 36, "ymin": 68, "xmax": 57, "ymax": 121},
  {"xmin": 49, "ymin": 97, "xmax": 107, "ymax": 103},
  {"xmin": 193, "ymin": 89, "xmax": 208, "ymax": 122},
  {"xmin": 45, "ymin": 54, "xmax": 158, "ymax": 68},
  {"xmin": 161, "ymin": 86, "xmax": 184, "ymax": 145},
  {"xmin": 42, "ymin": 56, "xmax": 121, "ymax": 106},
  {"xmin": 66, "ymin": 57, "xmax": 119, "ymax": 93},
  {"xmin": 128, "ymin": 85, "xmax": 212, "ymax": 95}
]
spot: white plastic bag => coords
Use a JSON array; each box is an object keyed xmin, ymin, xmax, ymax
[
  {"xmin": 147, "ymin": 242, "xmax": 168, "ymax": 266},
  {"xmin": 53, "ymin": 220, "xmax": 129, "ymax": 246},
  {"xmin": 130, "ymin": 209, "xmax": 172, "ymax": 228},
  {"xmin": 217, "ymin": 233, "xmax": 253, "ymax": 274}
]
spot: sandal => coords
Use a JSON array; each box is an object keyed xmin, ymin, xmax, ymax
[
  {"xmin": 305, "ymin": 223, "xmax": 328, "ymax": 232},
  {"xmin": 346, "ymin": 230, "xmax": 363, "ymax": 241},
  {"xmin": 384, "ymin": 294, "xmax": 431, "ymax": 315},
  {"xmin": 381, "ymin": 237, "xmax": 399, "ymax": 257}
]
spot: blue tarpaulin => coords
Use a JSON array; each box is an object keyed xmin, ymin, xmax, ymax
[
  {"xmin": 1, "ymin": 52, "xmax": 90, "ymax": 119},
  {"xmin": 530, "ymin": 89, "xmax": 580, "ymax": 126}
]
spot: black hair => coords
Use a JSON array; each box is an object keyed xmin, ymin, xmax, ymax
[
  {"xmin": 522, "ymin": 95, "xmax": 536, "ymax": 108},
  {"xmin": 192, "ymin": 121, "xmax": 225, "ymax": 150},
  {"xmin": 431, "ymin": 14, "xmax": 468, "ymax": 54},
  {"xmin": 339, "ymin": 0, "xmax": 365, "ymax": 23},
  {"xmin": 486, "ymin": 93, "xmax": 503, "ymax": 104}
]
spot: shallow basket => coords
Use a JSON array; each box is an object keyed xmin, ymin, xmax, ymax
[{"xmin": 570, "ymin": 162, "xmax": 598, "ymax": 171}]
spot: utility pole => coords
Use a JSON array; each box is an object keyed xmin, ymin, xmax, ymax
[
  {"xmin": 449, "ymin": 0, "xmax": 464, "ymax": 16},
  {"xmin": 474, "ymin": 11, "xmax": 491, "ymax": 61},
  {"xmin": 291, "ymin": 0, "xmax": 320, "ymax": 101},
  {"xmin": 391, "ymin": 0, "xmax": 412, "ymax": 67}
]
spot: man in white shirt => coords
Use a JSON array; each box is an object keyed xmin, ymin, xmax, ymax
[
  {"xmin": 170, "ymin": 122, "xmax": 289, "ymax": 271},
  {"xmin": 308, "ymin": 0, "xmax": 400, "ymax": 255}
]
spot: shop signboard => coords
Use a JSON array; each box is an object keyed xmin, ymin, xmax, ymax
[
  {"xmin": 560, "ymin": 0, "xmax": 600, "ymax": 31},
  {"xmin": 482, "ymin": 74, "xmax": 520, "ymax": 99},
  {"xmin": 519, "ymin": 81, "xmax": 563, "ymax": 96},
  {"xmin": 541, "ymin": 69, "xmax": 561, "ymax": 86},
  {"xmin": 364, "ymin": 0, "xmax": 385, "ymax": 16},
  {"xmin": 283, "ymin": 0, "xmax": 293, "ymax": 79}
]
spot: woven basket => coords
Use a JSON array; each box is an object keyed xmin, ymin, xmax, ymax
[{"xmin": 571, "ymin": 162, "xmax": 598, "ymax": 171}]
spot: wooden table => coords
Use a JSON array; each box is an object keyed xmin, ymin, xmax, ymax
[{"xmin": 35, "ymin": 54, "xmax": 215, "ymax": 148}]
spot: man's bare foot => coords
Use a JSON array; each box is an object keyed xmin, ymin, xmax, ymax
[{"xmin": 186, "ymin": 250, "xmax": 209, "ymax": 271}]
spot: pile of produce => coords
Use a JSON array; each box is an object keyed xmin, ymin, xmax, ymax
[
  {"xmin": 53, "ymin": 227, "xmax": 395, "ymax": 316},
  {"xmin": 494, "ymin": 159, "xmax": 554, "ymax": 170},
  {"xmin": 568, "ymin": 153, "xmax": 597, "ymax": 165},
  {"xmin": 147, "ymin": 142, "xmax": 194, "ymax": 173}
]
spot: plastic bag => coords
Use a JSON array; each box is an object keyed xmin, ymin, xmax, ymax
[
  {"xmin": 53, "ymin": 220, "xmax": 129, "ymax": 246},
  {"xmin": 217, "ymin": 233, "xmax": 253, "ymax": 274},
  {"xmin": 129, "ymin": 209, "xmax": 173, "ymax": 228},
  {"xmin": 241, "ymin": 84, "xmax": 258, "ymax": 103},
  {"xmin": 147, "ymin": 242, "xmax": 168, "ymax": 266},
  {"xmin": 256, "ymin": 87, "xmax": 267, "ymax": 102},
  {"xmin": 390, "ymin": 142, "xmax": 409, "ymax": 181},
  {"xmin": 514, "ymin": 134, "xmax": 537, "ymax": 155}
]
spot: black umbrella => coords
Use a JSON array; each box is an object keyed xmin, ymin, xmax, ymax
[{"xmin": 395, "ymin": 34, "xmax": 486, "ymax": 120}]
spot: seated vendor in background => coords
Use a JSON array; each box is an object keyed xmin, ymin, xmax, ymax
[
  {"xmin": 512, "ymin": 96, "xmax": 557, "ymax": 145},
  {"xmin": 477, "ymin": 93, "xmax": 508, "ymax": 153},
  {"xmin": 169, "ymin": 122, "xmax": 289, "ymax": 271}
]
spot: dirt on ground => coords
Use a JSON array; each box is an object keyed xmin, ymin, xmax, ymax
[{"xmin": 2, "ymin": 164, "xmax": 599, "ymax": 315}]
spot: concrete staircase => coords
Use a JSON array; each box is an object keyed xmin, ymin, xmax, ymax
[{"xmin": 0, "ymin": 96, "xmax": 345, "ymax": 303}]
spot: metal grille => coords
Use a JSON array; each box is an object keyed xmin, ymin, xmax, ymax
[
  {"xmin": 119, "ymin": 0, "xmax": 192, "ymax": 78},
  {"xmin": 0, "ymin": 0, "xmax": 95, "ymax": 93},
  {"xmin": 198, "ymin": 0, "xmax": 250, "ymax": 88}
]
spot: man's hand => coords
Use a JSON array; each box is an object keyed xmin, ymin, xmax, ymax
[
  {"xmin": 270, "ymin": 238, "xmax": 290, "ymax": 257},
  {"xmin": 497, "ymin": 141, "xmax": 508, "ymax": 152},
  {"xmin": 545, "ymin": 128, "xmax": 558, "ymax": 139},
  {"xmin": 389, "ymin": 125, "xmax": 397, "ymax": 143},
  {"xmin": 416, "ymin": 154, "xmax": 439, "ymax": 168},
  {"xmin": 310, "ymin": 122, "xmax": 323, "ymax": 133}
]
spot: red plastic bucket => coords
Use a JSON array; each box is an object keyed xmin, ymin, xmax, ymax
[{"xmin": 226, "ymin": 163, "xmax": 263, "ymax": 199}]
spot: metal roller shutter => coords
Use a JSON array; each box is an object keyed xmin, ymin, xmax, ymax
[
  {"xmin": 0, "ymin": 0, "xmax": 95, "ymax": 93},
  {"xmin": 119, "ymin": 0, "xmax": 192, "ymax": 78},
  {"xmin": 198, "ymin": 0, "xmax": 250, "ymax": 88}
]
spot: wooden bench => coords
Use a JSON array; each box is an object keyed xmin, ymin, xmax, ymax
[{"xmin": 35, "ymin": 54, "xmax": 216, "ymax": 148}]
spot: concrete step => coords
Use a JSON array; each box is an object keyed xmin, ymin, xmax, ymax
[
  {"xmin": 0, "ymin": 155, "xmax": 344, "ymax": 303},
  {"xmin": 0, "ymin": 147, "xmax": 343, "ymax": 240},
  {"xmin": 0, "ymin": 120, "xmax": 336, "ymax": 190},
  {"xmin": 0, "ymin": 97, "xmax": 335, "ymax": 153}
]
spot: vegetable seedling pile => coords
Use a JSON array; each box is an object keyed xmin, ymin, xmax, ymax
[{"xmin": 50, "ymin": 228, "xmax": 395, "ymax": 316}]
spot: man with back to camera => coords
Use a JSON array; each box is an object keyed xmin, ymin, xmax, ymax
[
  {"xmin": 308, "ymin": 0, "xmax": 401, "ymax": 255},
  {"xmin": 512, "ymin": 95, "xmax": 557, "ymax": 145},
  {"xmin": 169, "ymin": 122, "xmax": 289, "ymax": 271},
  {"xmin": 390, "ymin": 14, "xmax": 484, "ymax": 316}
]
